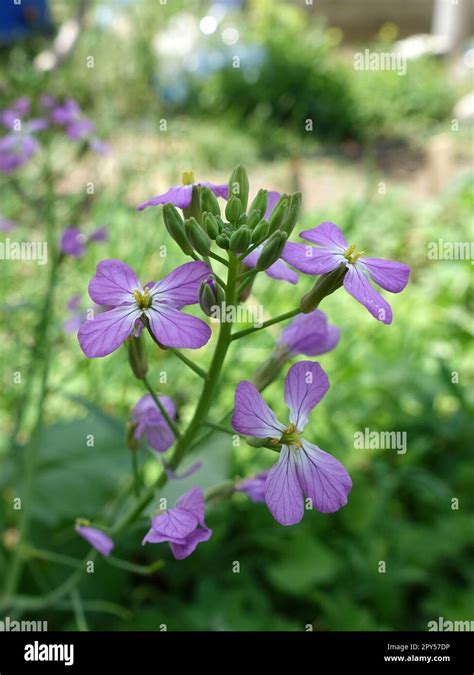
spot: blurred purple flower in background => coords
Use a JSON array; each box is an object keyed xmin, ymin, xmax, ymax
[
  {"xmin": 0, "ymin": 216, "xmax": 18, "ymax": 232},
  {"xmin": 143, "ymin": 487, "xmax": 212, "ymax": 560},
  {"xmin": 232, "ymin": 361, "xmax": 352, "ymax": 526},
  {"xmin": 75, "ymin": 525, "xmax": 114, "ymax": 556},
  {"xmin": 0, "ymin": 118, "xmax": 47, "ymax": 174},
  {"xmin": 51, "ymin": 97, "xmax": 110, "ymax": 155},
  {"xmin": 278, "ymin": 309, "xmax": 340, "ymax": 357},
  {"xmin": 236, "ymin": 471, "xmax": 268, "ymax": 503},
  {"xmin": 60, "ymin": 225, "xmax": 108, "ymax": 258},
  {"xmin": 131, "ymin": 393, "xmax": 177, "ymax": 453}
]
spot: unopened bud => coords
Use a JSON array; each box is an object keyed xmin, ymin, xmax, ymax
[
  {"xmin": 225, "ymin": 195, "xmax": 243, "ymax": 223},
  {"xmin": 203, "ymin": 212, "xmax": 220, "ymax": 239},
  {"xmin": 163, "ymin": 204, "xmax": 194, "ymax": 255},
  {"xmin": 200, "ymin": 186, "xmax": 221, "ymax": 216},
  {"xmin": 300, "ymin": 263, "xmax": 347, "ymax": 313},
  {"xmin": 228, "ymin": 164, "xmax": 249, "ymax": 212},
  {"xmin": 256, "ymin": 231, "xmax": 288, "ymax": 271},
  {"xmin": 229, "ymin": 226, "xmax": 251, "ymax": 253},
  {"xmin": 184, "ymin": 217, "xmax": 211, "ymax": 256},
  {"xmin": 127, "ymin": 332, "xmax": 148, "ymax": 380}
]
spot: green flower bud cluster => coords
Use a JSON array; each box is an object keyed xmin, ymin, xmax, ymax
[{"xmin": 163, "ymin": 165, "xmax": 303, "ymax": 273}]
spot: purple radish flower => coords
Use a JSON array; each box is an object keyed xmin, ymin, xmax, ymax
[
  {"xmin": 137, "ymin": 171, "xmax": 228, "ymax": 210},
  {"xmin": 282, "ymin": 221, "xmax": 410, "ymax": 324},
  {"xmin": 78, "ymin": 259, "xmax": 212, "ymax": 358},
  {"xmin": 131, "ymin": 393, "xmax": 177, "ymax": 453},
  {"xmin": 75, "ymin": 526, "xmax": 114, "ymax": 556},
  {"xmin": 236, "ymin": 471, "xmax": 269, "ymax": 503},
  {"xmin": 277, "ymin": 310, "xmax": 340, "ymax": 357},
  {"xmin": 60, "ymin": 225, "xmax": 108, "ymax": 258},
  {"xmin": 142, "ymin": 487, "xmax": 212, "ymax": 560},
  {"xmin": 232, "ymin": 361, "xmax": 352, "ymax": 526}
]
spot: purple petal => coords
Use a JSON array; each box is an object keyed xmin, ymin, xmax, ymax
[
  {"xmin": 145, "ymin": 423, "xmax": 175, "ymax": 453},
  {"xmin": 150, "ymin": 261, "xmax": 211, "ymax": 308},
  {"xmin": 360, "ymin": 257, "xmax": 410, "ymax": 294},
  {"xmin": 264, "ymin": 190, "xmax": 282, "ymax": 219},
  {"xmin": 147, "ymin": 305, "xmax": 211, "ymax": 349},
  {"xmin": 284, "ymin": 361, "xmax": 329, "ymax": 430},
  {"xmin": 60, "ymin": 227, "xmax": 85, "ymax": 257},
  {"xmin": 75, "ymin": 526, "xmax": 114, "ymax": 556},
  {"xmin": 265, "ymin": 446, "xmax": 305, "ymax": 526},
  {"xmin": 88, "ymin": 226, "xmax": 109, "ymax": 243},
  {"xmin": 236, "ymin": 471, "xmax": 269, "ymax": 503},
  {"xmin": 296, "ymin": 441, "xmax": 352, "ymax": 513},
  {"xmin": 265, "ymin": 258, "xmax": 299, "ymax": 284},
  {"xmin": 176, "ymin": 486, "xmax": 206, "ymax": 524},
  {"xmin": 88, "ymin": 259, "xmax": 142, "ymax": 306},
  {"xmin": 162, "ymin": 460, "xmax": 202, "ymax": 481},
  {"xmin": 137, "ymin": 185, "xmax": 193, "ymax": 211},
  {"xmin": 232, "ymin": 381, "xmax": 285, "ymax": 438},
  {"xmin": 0, "ymin": 217, "xmax": 17, "ymax": 232},
  {"xmin": 63, "ymin": 315, "xmax": 84, "ymax": 334},
  {"xmin": 89, "ymin": 137, "xmax": 111, "ymax": 155},
  {"xmin": 278, "ymin": 310, "xmax": 340, "ymax": 357},
  {"xmin": 67, "ymin": 294, "xmax": 82, "ymax": 312},
  {"xmin": 142, "ymin": 528, "xmax": 187, "ymax": 545},
  {"xmin": 78, "ymin": 305, "xmax": 141, "ymax": 358},
  {"xmin": 243, "ymin": 245, "xmax": 298, "ymax": 284},
  {"xmin": 299, "ymin": 221, "xmax": 348, "ymax": 251},
  {"xmin": 199, "ymin": 182, "xmax": 229, "ymax": 200},
  {"xmin": 149, "ymin": 507, "xmax": 199, "ymax": 540},
  {"xmin": 281, "ymin": 242, "xmax": 342, "ymax": 275},
  {"xmin": 343, "ymin": 264, "xmax": 392, "ymax": 324},
  {"xmin": 133, "ymin": 393, "xmax": 176, "ymax": 422},
  {"xmin": 169, "ymin": 525, "xmax": 212, "ymax": 560},
  {"xmin": 242, "ymin": 245, "xmax": 261, "ymax": 268}
]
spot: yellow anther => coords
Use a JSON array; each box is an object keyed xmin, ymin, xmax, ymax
[
  {"xmin": 344, "ymin": 244, "xmax": 366, "ymax": 264},
  {"xmin": 133, "ymin": 288, "xmax": 151, "ymax": 310},
  {"xmin": 182, "ymin": 170, "xmax": 195, "ymax": 186}
]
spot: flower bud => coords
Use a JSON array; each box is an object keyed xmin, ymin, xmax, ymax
[
  {"xmin": 199, "ymin": 276, "xmax": 225, "ymax": 317},
  {"xmin": 250, "ymin": 219, "xmax": 270, "ymax": 245},
  {"xmin": 127, "ymin": 332, "xmax": 148, "ymax": 380},
  {"xmin": 229, "ymin": 226, "xmax": 251, "ymax": 253},
  {"xmin": 268, "ymin": 195, "xmax": 289, "ymax": 234},
  {"xmin": 280, "ymin": 192, "xmax": 302, "ymax": 238},
  {"xmin": 163, "ymin": 204, "xmax": 194, "ymax": 255},
  {"xmin": 300, "ymin": 263, "xmax": 347, "ymax": 313},
  {"xmin": 256, "ymin": 231, "xmax": 288, "ymax": 271},
  {"xmin": 216, "ymin": 233, "xmax": 230, "ymax": 249},
  {"xmin": 203, "ymin": 212, "xmax": 220, "ymax": 239},
  {"xmin": 200, "ymin": 186, "xmax": 221, "ymax": 216},
  {"xmin": 184, "ymin": 217, "xmax": 211, "ymax": 256},
  {"xmin": 228, "ymin": 164, "xmax": 249, "ymax": 212},
  {"xmin": 247, "ymin": 209, "xmax": 262, "ymax": 230},
  {"xmin": 245, "ymin": 436, "xmax": 281, "ymax": 450},
  {"xmin": 249, "ymin": 189, "xmax": 268, "ymax": 218},
  {"xmin": 225, "ymin": 196, "xmax": 243, "ymax": 223}
]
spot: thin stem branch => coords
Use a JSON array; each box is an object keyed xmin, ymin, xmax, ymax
[
  {"xmin": 168, "ymin": 348, "xmax": 207, "ymax": 379},
  {"xmin": 208, "ymin": 251, "xmax": 229, "ymax": 266},
  {"xmin": 203, "ymin": 419, "xmax": 236, "ymax": 435},
  {"xmin": 231, "ymin": 307, "xmax": 300, "ymax": 341},
  {"xmin": 142, "ymin": 376, "xmax": 181, "ymax": 439}
]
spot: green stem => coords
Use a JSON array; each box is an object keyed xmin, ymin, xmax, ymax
[
  {"xmin": 203, "ymin": 419, "xmax": 236, "ymax": 435},
  {"xmin": 3, "ymin": 254, "xmax": 241, "ymax": 612},
  {"xmin": 1, "ymin": 244, "xmax": 60, "ymax": 609},
  {"xmin": 168, "ymin": 348, "xmax": 207, "ymax": 379},
  {"xmin": 131, "ymin": 449, "xmax": 141, "ymax": 497},
  {"xmin": 142, "ymin": 376, "xmax": 181, "ymax": 439},
  {"xmin": 208, "ymin": 251, "xmax": 229, "ymax": 266},
  {"xmin": 231, "ymin": 307, "xmax": 300, "ymax": 341},
  {"xmin": 70, "ymin": 589, "xmax": 89, "ymax": 631}
]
